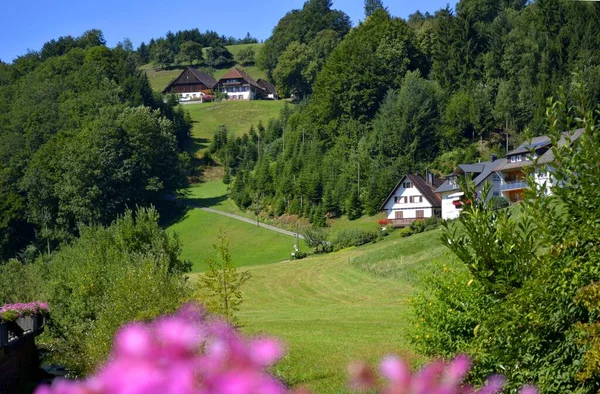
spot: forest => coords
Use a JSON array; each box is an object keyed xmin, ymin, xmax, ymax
[
  {"xmin": 0, "ymin": 30, "xmax": 193, "ymax": 260},
  {"xmin": 209, "ymin": 0, "xmax": 600, "ymax": 225}
]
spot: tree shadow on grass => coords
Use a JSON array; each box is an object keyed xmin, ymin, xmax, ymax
[
  {"xmin": 156, "ymin": 199, "xmax": 192, "ymax": 228},
  {"xmin": 185, "ymin": 194, "xmax": 229, "ymax": 209}
]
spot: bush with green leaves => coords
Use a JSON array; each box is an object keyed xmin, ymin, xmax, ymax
[
  {"xmin": 44, "ymin": 207, "xmax": 192, "ymax": 375},
  {"xmin": 414, "ymin": 93, "xmax": 600, "ymax": 393},
  {"xmin": 331, "ymin": 228, "xmax": 378, "ymax": 251},
  {"xmin": 409, "ymin": 217, "xmax": 442, "ymax": 234}
]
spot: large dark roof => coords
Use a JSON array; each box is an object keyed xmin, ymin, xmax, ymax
[
  {"xmin": 436, "ymin": 159, "xmax": 503, "ymax": 193},
  {"xmin": 218, "ymin": 67, "xmax": 263, "ymax": 90},
  {"xmin": 188, "ymin": 68, "xmax": 217, "ymax": 89},
  {"xmin": 380, "ymin": 174, "xmax": 442, "ymax": 210},
  {"xmin": 162, "ymin": 67, "xmax": 217, "ymax": 93},
  {"xmin": 506, "ymin": 135, "xmax": 552, "ymax": 156},
  {"xmin": 256, "ymin": 78, "xmax": 277, "ymax": 96}
]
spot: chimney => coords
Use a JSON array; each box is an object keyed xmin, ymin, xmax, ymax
[
  {"xmin": 491, "ymin": 153, "xmax": 498, "ymax": 162},
  {"xmin": 427, "ymin": 172, "xmax": 434, "ymax": 186}
]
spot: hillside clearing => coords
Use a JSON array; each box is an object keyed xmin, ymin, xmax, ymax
[
  {"xmin": 167, "ymin": 207, "xmax": 301, "ymax": 272},
  {"xmin": 186, "ymin": 100, "xmax": 289, "ymax": 155},
  {"xmin": 234, "ymin": 229, "xmax": 451, "ymax": 393}
]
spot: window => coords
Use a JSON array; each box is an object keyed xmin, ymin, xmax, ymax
[
  {"xmin": 493, "ymin": 192, "xmax": 500, "ymax": 197},
  {"xmin": 410, "ymin": 196, "xmax": 423, "ymax": 203},
  {"xmin": 510, "ymin": 155, "xmax": 522, "ymax": 163},
  {"xmin": 393, "ymin": 196, "xmax": 399, "ymax": 203},
  {"xmin": 403, "ymin": 197, "xmax": 408, "ymax": 204},
  {"xmin": 394, "ymin": 211, "xmax": 403, "ymax": 219},
  {"xmin": 403, "ymin": 182, "xmax": 412, "ymax": 188},
  {"xmin": 416, "ymin": 210, "xmax": 425, "ymax": 218},
  {"xmin": 493, "ymin": 174, "xmax": 501, "ymax": 183}
]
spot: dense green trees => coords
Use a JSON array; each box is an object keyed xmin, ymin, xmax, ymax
[
  {"xmin": 0, "ymin": 207, "xmax": 193, "ymax": 375},
  {"xmin": 230, "ymin": 0, "xmax": 600, "ymax": 226},
  {"xmin": 178, "ymin": 40, "xmax": 204, "ymax": 65},
  {"xmin": 257, "ymin": 0, "xmax": 351, "ymax": 80},
  {"xmin": 0, "ymin": 31, "xmax": 190, "ymax": 260},
  {"xmin": 206, "ymin": 45, "xmax": 234, "ymax": 68},
  {"xmin": 235, "ymin": 46, "xmax": 256, "ymax": 66}
]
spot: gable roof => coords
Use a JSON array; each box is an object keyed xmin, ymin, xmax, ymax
[
  {"xmin": 218, "ymin": 67, "xmax": 263, "ymax": 90},
  {"xmin": 506, "ymin": 135, "xmax": 552, "ymax": 156},
  {"xmin": 495, "ymin": 129, "xmax": 584, "ymax": 171},
  {"xmin": 257, "ymin": 78, "xmax": 277, "ymax": 96},
  {"xmin": 380, "ymin": 174, "xmax": 442, "ymax": 211},
  {"xmin": 436, "ymin": 159, "xmax": 503, "ymax": 193},
  {"xmin": 188, "ymin": 68, "xmax": 218, "ymax": 89},
  {"xmin": 162, "ymin": 67, "xmax": 217, "ymax": 93}
]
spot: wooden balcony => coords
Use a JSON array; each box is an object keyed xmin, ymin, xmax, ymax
[{"xmin": 387, "ymin": 218, "xmax": 426, "ymax": 228}]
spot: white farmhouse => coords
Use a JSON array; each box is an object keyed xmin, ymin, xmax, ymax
[
  {"xmin": 216, "ymin": 68, "xmax": 269, "ymax": 101},
  {"xmin": 380, "ymin": 174, "xmax": 442, "ymax": 227}
]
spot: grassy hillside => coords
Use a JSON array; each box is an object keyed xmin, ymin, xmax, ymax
[
  {"xmin": 142, "ymin": 43, "xmax": 266, "ymax": 92},
  {"xmin": 167, "ymin": 207, "xmax": 302, "ymax": 272},
  {"xmin": 237, "ymin": 229, "xmax": 451, "ymax": 393},
  {"xmin": 186, "ymin": 100, "xmax": 288, "ymax": 155}
]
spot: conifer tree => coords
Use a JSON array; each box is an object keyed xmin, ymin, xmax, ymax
[{"xmin": 200, "ymin": 231, "xmax": 251, "ymax": 325}]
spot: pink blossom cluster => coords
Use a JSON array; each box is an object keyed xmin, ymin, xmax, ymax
[
  {"xmin": 34, "ymin": 304, "xmax": 537, "ymax": 394},
  {"xmin": 35, "ymin": 304, "xmax": 287, "ymax": 394},
  {"xmin": 0, "ymin": 302, "xmax": 49, "ymax": 319},
  {"xmin": 348, "ymin": 354, "xmax": 537, "ymax": 394}
]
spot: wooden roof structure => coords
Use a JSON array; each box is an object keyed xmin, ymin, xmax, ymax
[{"xmin": 162, "ymin": 67, "xmax": 218, "ymax": 94}]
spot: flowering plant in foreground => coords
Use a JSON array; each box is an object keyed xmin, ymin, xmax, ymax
[
  {"xmin": 35, "ymin": 304, "xmax": 536, "ymax": 394},
  {"xmin": 0, "ymin": 302, "xmax": 49, "ymax": 321}
]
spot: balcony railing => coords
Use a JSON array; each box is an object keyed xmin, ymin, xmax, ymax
[
  {"xmin": 387, "ymin": 218, "xmax": 426, "ymax": 228},
  {"xmin": 500, "ymin": 181, "xmax": 528, "ymax": 191}
]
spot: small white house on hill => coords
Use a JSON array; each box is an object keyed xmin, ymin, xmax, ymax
[{"xmin": 380, "ymin": 174, "xmax": 442, "ymax": 227}]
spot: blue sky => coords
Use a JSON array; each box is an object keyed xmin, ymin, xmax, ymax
[{"xmin": 0, "ymin": 0, "xmax": 455, "ymax": 62}]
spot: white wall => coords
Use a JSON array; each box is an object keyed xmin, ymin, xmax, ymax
[
  {"xmin": 177, "ymin": 91, "xmax": 208, "ymax": 102},
  {"xmin": 225, "ymin": 91, "xmax": 253, "ymax": 100},
  {"xmin": 382, "ymin": 180, "xmax": 436, "ymax": 220},
  {"xmin": 441, "ymin": 192, "xmax": 463, "ymax": 220},
  {"xmin": 440, "ymin": 174, "xmax": 501, "ymax": 220}
]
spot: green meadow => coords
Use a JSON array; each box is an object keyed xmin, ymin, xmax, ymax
[{"xmin": 237, "ymin": 229, "xmax": 450, "ymax": 393}]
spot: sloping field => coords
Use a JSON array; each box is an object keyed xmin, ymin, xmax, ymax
[
  {"xmin": 238, "ymin": 229, "xmax": 451, "ymax": 393},
  {"xmin": 186, "ymin": 100, "xmax": 289, "ymax": 147},
  {"xmin": 167, "ymin": 207, "xmax": 301, "ymax": 272}
]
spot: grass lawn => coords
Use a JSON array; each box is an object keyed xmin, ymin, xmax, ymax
[
  {"xmin": 167, "ymin": 207, "xmax": 301, "ymax": 272},
  {"xmin": 236, "ymin": 229, "xmax": 451, "ymax": 393},
  {"xmin": 181, "ymin": 180, "xmax": 248, "ymax": 217},
  {"xmin": 185, "ymin": 100, "xmax": 289, "ymax": 154}
]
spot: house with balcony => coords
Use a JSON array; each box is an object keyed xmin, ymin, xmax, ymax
[
  {"xmin": 216, "ymin": 68, "xmax": 268, "ymax": 100},
  {"xmin": 495, "ymin": 129, "xmax": 583, "ymax": 202},
  {"xmin": 162, "ymin": 67, "xmax": 217, "ymax": 102},
  {"xmin": 380, "ymin": 174, "xmax": 443, "ymax": 227},
  {"xmin": 436, "ymin": 157, "xmax": 503, "ymax": 220}
]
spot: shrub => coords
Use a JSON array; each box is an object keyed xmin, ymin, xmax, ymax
[
  {"xmin": 332, "ymin": 228, "xmax": 378, "ymax": 250},
  {"xmin": 410, "ymin": 217, "xmax": 442, "ymax": 234},
  {"xmin": 490, "ymin": 196, "xmax": 510, "ymax": 210},
  {"xmin": 44, "ymin": 207, "xmax": 192, "ymax": 375},
  {"xmin": 415, "ymin": 96, "xmax": 600, "ymax": 393}
]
